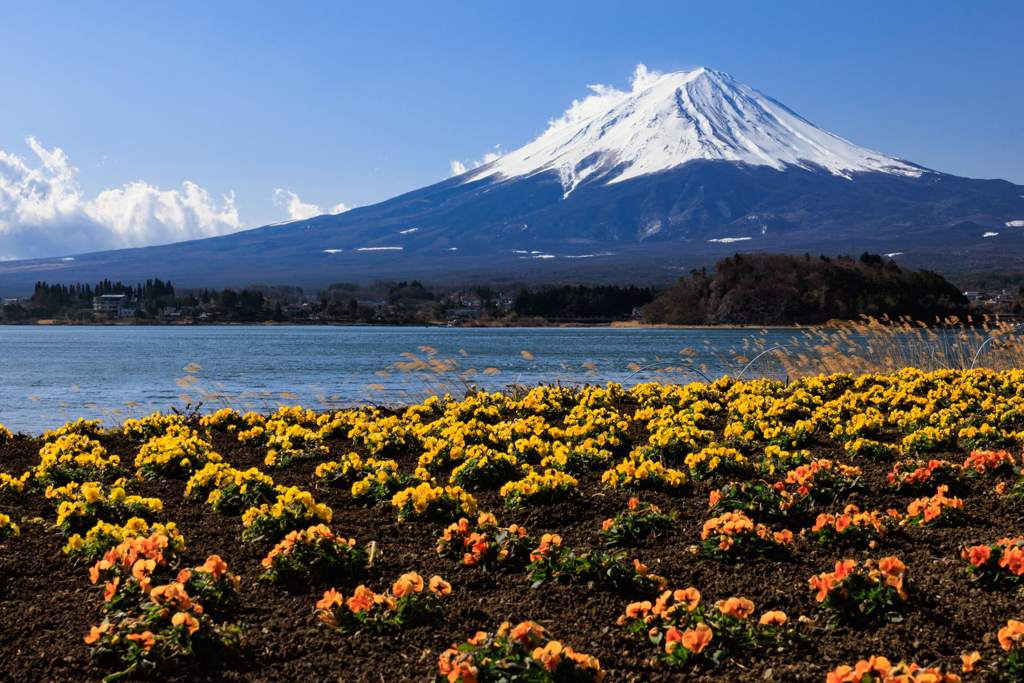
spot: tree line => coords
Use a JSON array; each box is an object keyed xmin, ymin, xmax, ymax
[
  {"xmin": 643, "ymin": 252, "xmax": 971, "ymax": 326},
  {"xmin": 512, "ymin": 285, "xmax": 656, "ymax": 319},
  {"xmin": 16, "ymin": 278, "xmax": 179, "ymax": 318}
]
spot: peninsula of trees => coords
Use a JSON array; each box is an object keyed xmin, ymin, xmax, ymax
[{"xmin": 643, "ymin": 253, "xmax": 972, "ymax": 326}]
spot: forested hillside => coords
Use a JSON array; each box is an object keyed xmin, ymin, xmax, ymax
[{"xmin": 644, "ymin": 253, "xmax": 970, "ymax": 325}]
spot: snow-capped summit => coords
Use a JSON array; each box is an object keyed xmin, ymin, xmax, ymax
[{"xmin": 468, "ymin": 66, "xmax": 925, "ymax": 196}]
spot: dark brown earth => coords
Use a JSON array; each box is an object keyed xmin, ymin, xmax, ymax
[{"xmin": 1, "ymin": 415, "xmax": 1022, "ymax": 683}]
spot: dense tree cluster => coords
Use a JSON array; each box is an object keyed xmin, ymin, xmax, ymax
[
  {"xmin": 512, "ymin": 285, "xmax": 656, "ymax": 319},
  {"xmin": 216, "ymin": 289, "xmax": 266, "ymax": 320},
  {"xmin": 22, "ymin": 278, "xmax": 177, "ymax": 318},
  {"xmin": 644, "ymin": 253, "xmax": 970, "ymax": 326}
]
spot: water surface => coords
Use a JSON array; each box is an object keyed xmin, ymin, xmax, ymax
[{"xmin": 0, "ymin": 325, "xmax": 798, "ymax": 433}]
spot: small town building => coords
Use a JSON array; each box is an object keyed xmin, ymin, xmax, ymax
[
  {"xmin": 446, "ymin": 308, "xmax": 480, "ymax": 320},
  {"xmin": 93, "ymin": 294, "xmax": 127, "ymax": 314}
]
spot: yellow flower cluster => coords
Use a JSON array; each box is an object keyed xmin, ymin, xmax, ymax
[
  {"xmin": 901, "ymin": 425, "xmax": 956, "ymax": 458},
  {"xmin": 122, "ymin": 412, "xmax": 185, "ymax": 440},
  {"xmin": 493, "ymin": 415, "xmax": 553, "ymax": 443},
  {"xmin": 46, "ymin": 481, "xmax": 163, "ymax": 531},
  {"xmin": 315, "ymin": 452, "xmax": 399, "ymax": 485},
  {"xmin": 0, "ymin": 512, "xmax": 19, "ymax": 538},
  {"xmin": 756, "ymin": 445, "xmax": 812, "ymax": 475},
  {"xmin": 347, "ymin": 413, "xmax": 418, "ymax": 457},
  {"xmin": 844, "ymin": 437, "xmax": 900, "ymax": 459},
  {"xmin": 684, "ymin": 446, "xmax": 750, "ymax": 480},
  {"xmin": 391, "ymin": 482, "xmax": 477, "ymax": 521},
  {"xmin": 185, "ymin": 462, "xmax": 281, "ymax": 511},
  {"xmin": 552, "ymin": 405, "xmax": 629, "ymax": 447},
  {"xmin": 0, "ymin": 471, "xmax": 29, "ymax": 493},
  {"xmin": 62, "ymin": 516, "xmax": 185, "ymax": 558},
  {"xmin": 539, "ymin": 440, "xmax": 614, "ymax": 474},
  {"xmin": 264, "ymin": 421, "xmax": 327, "ymax": 468},
  {"xmin": 831, "ymin": 409, "xmax": 885, "ymax": 442},
  {"xmin": 235, "ymin": 412, "xmax": 270, "ymax": 445},
  {"xmin": 500, "ymin": 469, "xmax": 579, "ymax": 508},
  {"xmin": 601, "ymin": 454, "xmax": 687, "ymax": 491},
  {"xmin": 627, "ymin": 369, "xmax": 1024, "ymax": 472},
  {"xmin": 135, "ymin": 426, "xmax": 223, "ymax": 479},
  {"xmin": 241, "ymin": 486, "xmax": 332, "ymax": 541},
  {"xmin": 199, "ymin": 407, "xmax": 256, "ymax": 433},
  {"xmin": 237, "ymin": 405, "xmax": 317, "ymax": 446},
  {"xmin": 402, "ymin": 395, "xmax": 445, "ymax": 422},
  {"xmin": 41, "ymin": 418, "xmax": 104, "ymax": 442},
  {"xmin": 449, "ymin": 449, "xmax": 522, "ymax": 489},
  {"xmin": 271, "ymin": 405, "xmax": 321, "ymax": 427},
  {"xmin": 647, "ymin": 411, "xmax": 716, "ymax": 460},
  {"xmin": 505, "ymin": 434, "xmax": 555, "ymax": 464},
  {"xmin": 350, "ymin": 465, "xmax": 431, "ymax": 502},
  {"xmin": 34, "ymin": 434, "xmax": 122, "ymax": 484},
  {"xmin": 0, "ymin": 423, "xmax": 11, "ymax": 446}
]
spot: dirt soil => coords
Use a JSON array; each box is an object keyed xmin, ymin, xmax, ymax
[{"xmin": 0, "ymin": 414, "xmax": 1022, "ymax": 683}]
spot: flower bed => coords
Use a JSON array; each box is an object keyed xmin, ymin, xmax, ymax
[{"xmin": 2, "ymin": 369, "xmax": 1024, "ymax": 681}]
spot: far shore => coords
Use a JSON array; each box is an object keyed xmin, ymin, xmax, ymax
[
  {"xmin": 0, "ymin": 317, "xmax": 842, "ymax": 331},
  {"xmin": 1, "ymin": 313, "xmax": 1015, "ymax": 330}
]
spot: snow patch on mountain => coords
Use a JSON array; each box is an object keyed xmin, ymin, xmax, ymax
[{"xmin": 469, "ymin": 65, "xmax": 925, "ymax": 194}]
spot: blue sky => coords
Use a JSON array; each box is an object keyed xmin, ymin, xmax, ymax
[{"xmin": 1, "ymin": 1, "xmax": 1022, "ymax": 259}]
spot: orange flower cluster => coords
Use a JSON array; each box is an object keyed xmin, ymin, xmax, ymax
[
  {"xmin": 962, "ymin": 537, "xmax": 1024, "ymax": 589},
  {"xmin": 83, "ymin": 533, "xmax": 242, "ymax": 673},
  {"xmin": 784, "ymin": 460, "xmax": 862, "ymax": 503},
  {"xmin": 810, "ymin": 557, "xmax": 908, "ymax": 603},
  {"xmin": 701, "ymin": 511, "xmax": 792, "ymax": 545},
  {"xmin": 437, "ymin": 621, "xmax": 605, "ymax": 683},
  {"xmin": 437, "ymin": 513, "xmax": 531, "ymax": 568},
  {"xmin": 964, "ymin": 537, "xmax": 1023, "ymax": 569},
  {"xmin": 809, "ymin": 557, "xmax": 909, "ymax": 625},
  {"xmin": 887, "ymin": 458, "xmax": 960, "ymax": 490},
  {"xmin": 315, "ymin": 572, "xmax": 451, "ymax": 634},
  {"xmin": 707, "ymin": 480, "xmax": 796, "ymax": 518},
  {"xmin": 260, "ymin": 524, "xmax": 370, "ymax": 579},
  {"xmin": 827, "ymin": 656, "xmax": 962, "ymax": 683},
  {"xmin": 665, "ymin": 622, "xmax": 713, "ymax": 655},
  {"xmin": 617, "ymin": 585, "xmax": 800, "ymax": 669},
  {"xmin": 529, "ymin": 533, "xmax": 563, "ymax": 562},
  {"xmin": 810, "ymin": 505, "xmax": 897, "ymax": 545},
  {"xmin": 89, "ymin": 533, "xmax": 172, "ymax": 598},
  {"xmin": 1001, "ymin": 620, "xmax": 1024, "ymax": 650},
  {"xmin": 525, "ymin": 534, "xmax": 666, "ymax": 592},
  {"xmin": 699, "ymin": 511, "xmax": 792, "ymax": 559},
  {"xmin": 905, "ymin": 485, "xmax": 966, "ymax": 527},
  {"xmin": 963, "ymin": 448, "xmax": 1017, "ymax": 475},
  {"xmin": 619, "ymin": 587, "xmax": 703, "ymax": 626}
]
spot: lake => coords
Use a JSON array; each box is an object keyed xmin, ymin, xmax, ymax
[{"xmin": 0, "ymin": 325, "xmax": 812, "ymax": 434}]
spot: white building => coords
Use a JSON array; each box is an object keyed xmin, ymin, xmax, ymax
[{"xmin": 93, "ymin": 294, "xmax": 127, "ymax": 313}]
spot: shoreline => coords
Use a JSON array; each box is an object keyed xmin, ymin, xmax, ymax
[
  {"xmin": 1, "ymin": 317, "xmax": 1016, "ymax": 330},
  {"xmin": 0, "ymin": 318, "xmax": 850, "ymax": 331}
]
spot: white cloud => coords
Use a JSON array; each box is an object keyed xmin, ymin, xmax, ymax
[
  {"xmin": 0, "ymin": 137, "xmax": 242, "ymax": 260},
  {"xmin": 450, "ymin": 144, "xmax": 506, "ymax": 177},
  {"xmin": 273, "ymin": 189, "xmax": 321, "ymax": 221},
  {"xmin": 272, "ymin": 189, "xmax": 352, "ymax": 221},
  {"xmin": 542, "ymin": 63, "xmax": 661, "ymax": 138}
]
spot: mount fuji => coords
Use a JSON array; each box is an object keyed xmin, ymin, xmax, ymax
[{"xmin": 3, "ymin": 66, "xmax": 1024, "ymax": 290}]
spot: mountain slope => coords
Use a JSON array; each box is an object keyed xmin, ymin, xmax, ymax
[{"xmin": 1, "ymin": 67, "xmax": 1023, "ymax": 292}]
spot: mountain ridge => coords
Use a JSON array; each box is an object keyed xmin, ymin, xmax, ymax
[{"xmin": 1, "ymin": 66, "xmax": 1023, "ymax": 292}]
